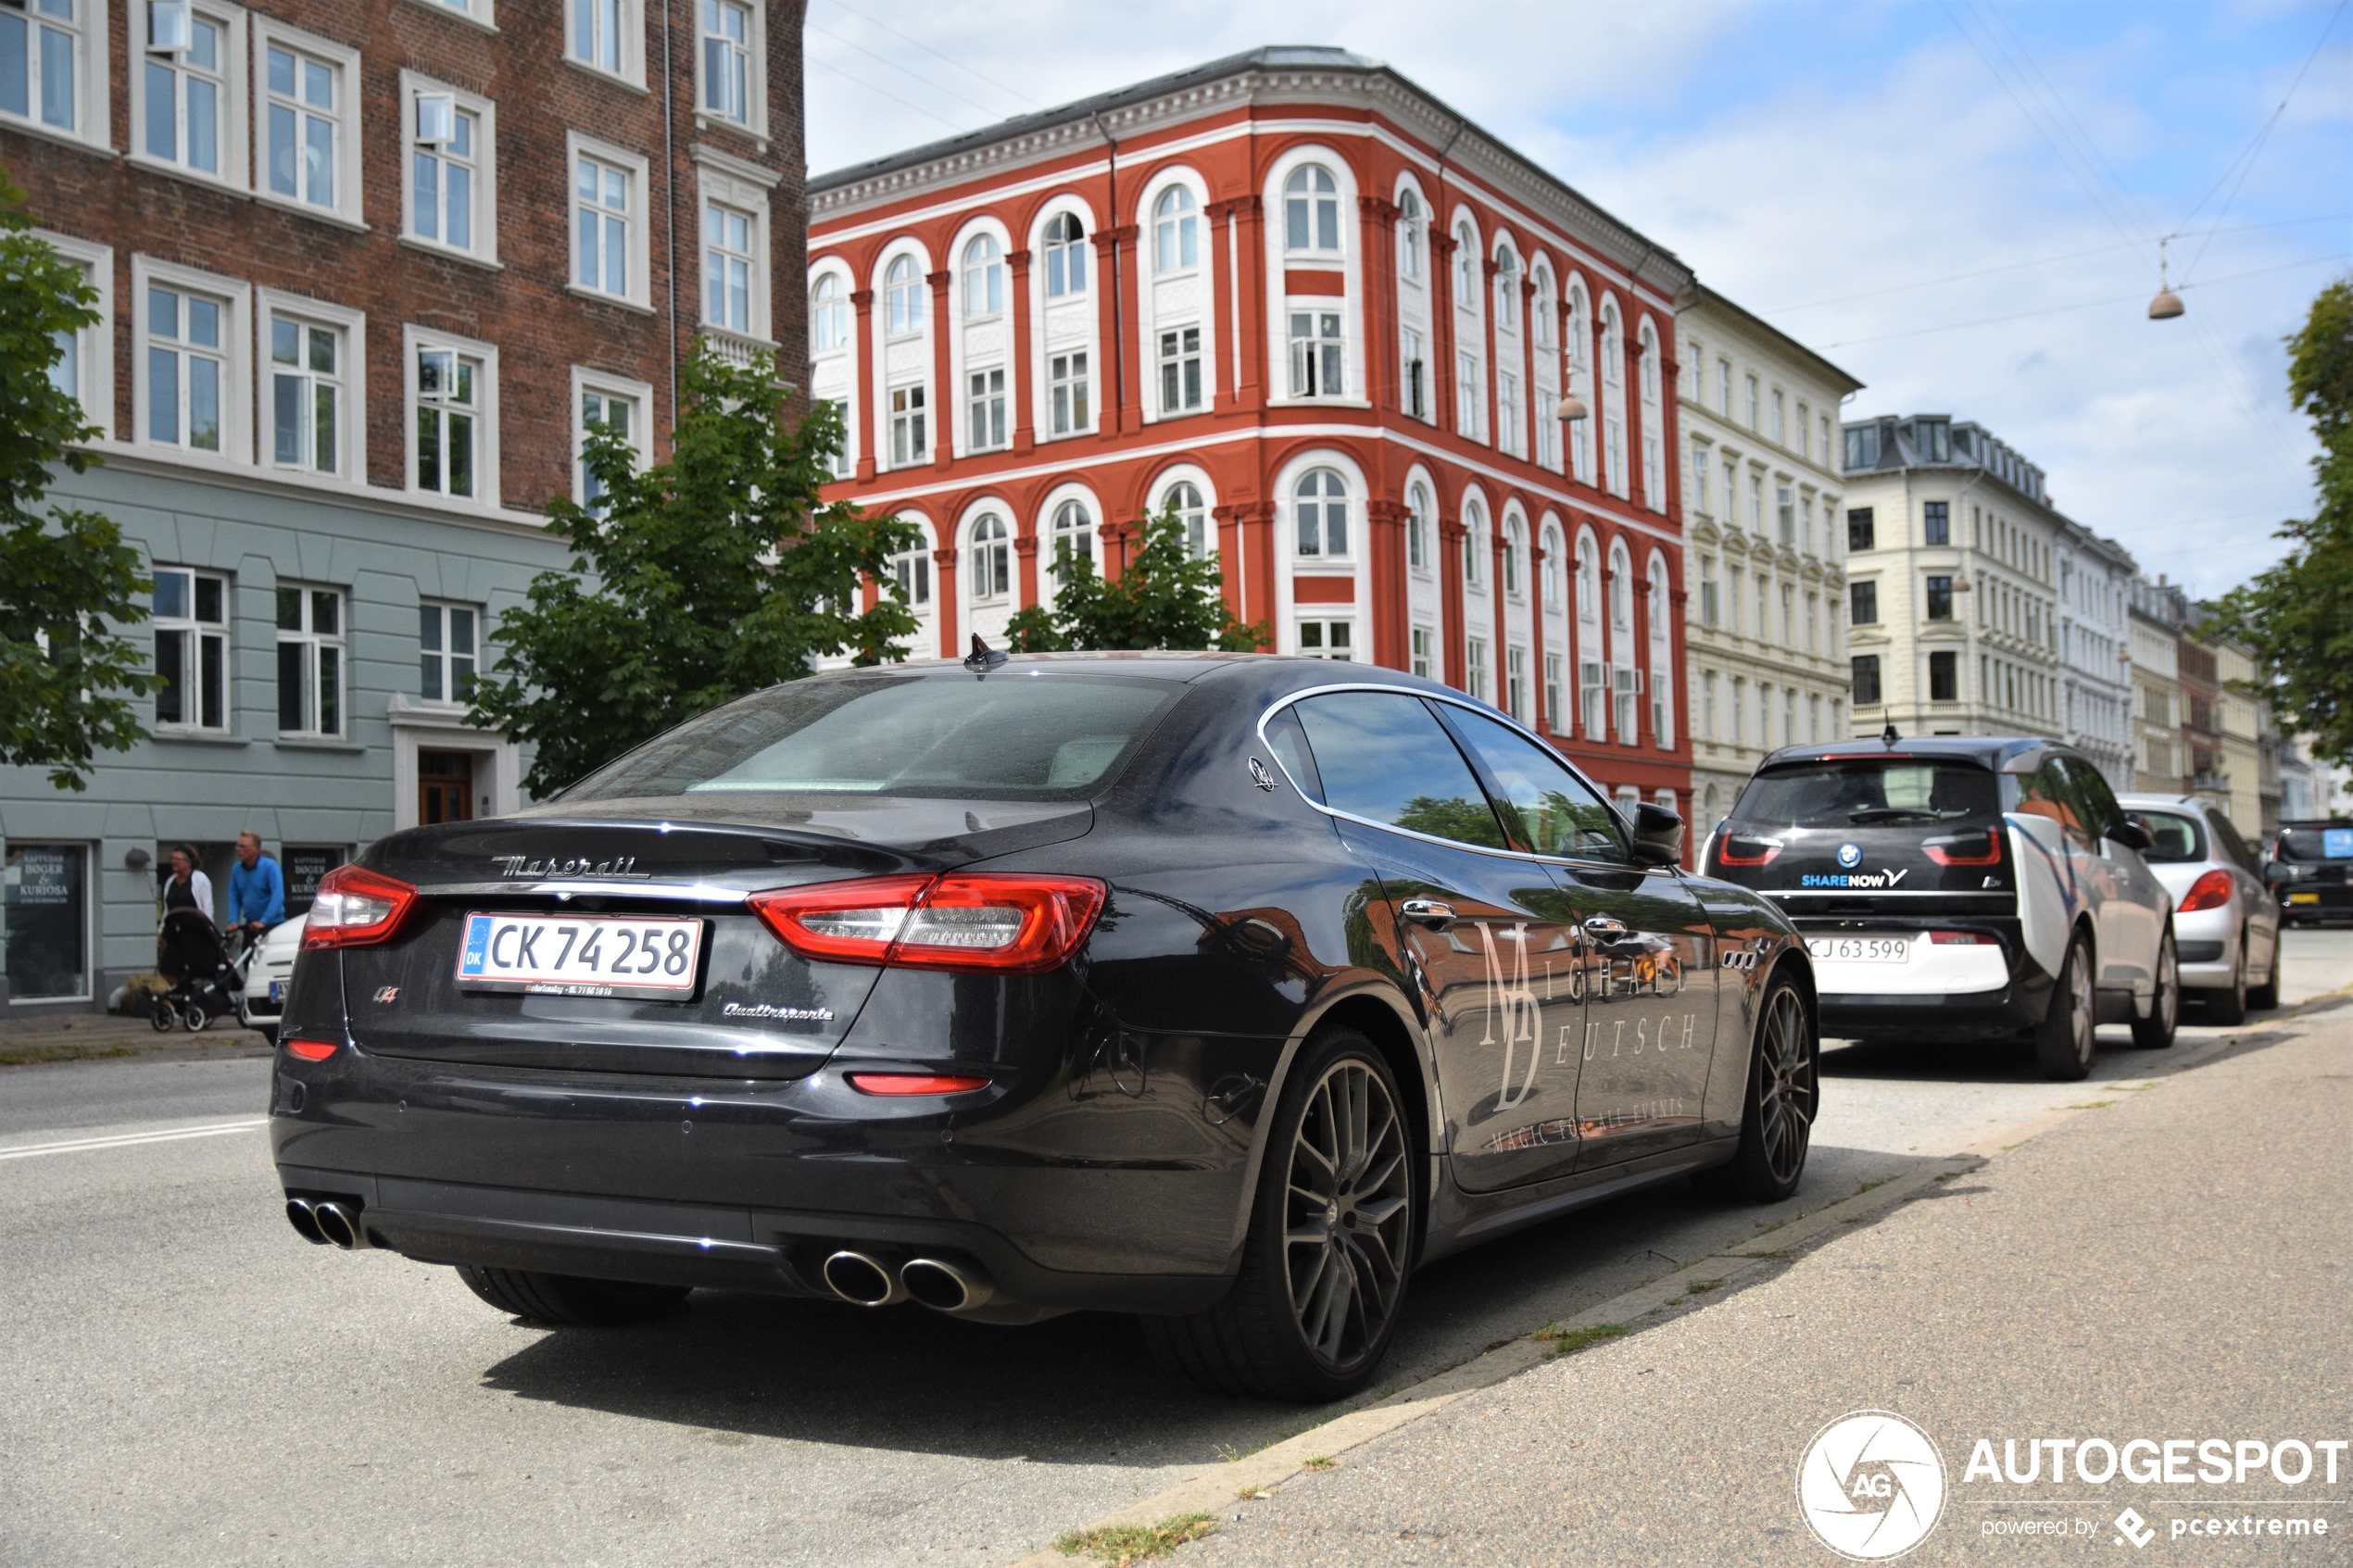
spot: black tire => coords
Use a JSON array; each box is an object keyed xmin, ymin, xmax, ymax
[
  {"xmin": 455, "ymin": 1266, "xmax": 690, "ymax": 1326},
  {"xmin": 149, "ymin": 998, "xmax": 178, "ymax": 1033},
  {"xmin": 1696, "ymin": 971, "xmax": 1816, "ymax": 1204},
  {"xmin": 2034, "ymin": 935, "xmax": 2096, "ymax": 1080},
  {"xmin": 1140, "ymin": 1027, "xmax": 1415, "ymax": 1402},
  {"xmin": 2247, "ymin": 945, "xmax": 2280, "ymax": 1012},
  {"xmin": 182, "ymin": 1001, "xmax": 211, "ymax": 1033},
  {"xmin": 2131, "ymin": 927, "xmax": 2179, "ymax": 1049},
  {"xmin": 2203, "ymin": 931, "xmax": 2248, "ymax": 1025}
]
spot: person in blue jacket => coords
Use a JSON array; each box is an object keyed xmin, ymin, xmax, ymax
[{"xmin": 227, "ymin": 831, "xmax": 285, "ymax": 940}]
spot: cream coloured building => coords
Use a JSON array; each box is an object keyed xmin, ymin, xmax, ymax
[{"xmin": 1675, "ymin": 285, "xmax": 1863, "ymax": 841}]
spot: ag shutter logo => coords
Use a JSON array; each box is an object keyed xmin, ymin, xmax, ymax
[
  {"xmin": 1796, "ymin": 1411, "xmax": 1948, "ymax": 1560},
  {"xmin": 1837, "ymin": 843, "xmax": 1864, "ymax": 869}
]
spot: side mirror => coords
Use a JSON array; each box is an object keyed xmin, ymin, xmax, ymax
[
  {"xmin": 1630, "ymin": 801, "xmax": 1684, "ymax": 868},
  {"xmin": 2264, "ymin": 860, "xmax": 2292, "ymax": 884},
  {"xmin": 2112, "ymin": 820, "xmax": 2153, "ymax": 853}
]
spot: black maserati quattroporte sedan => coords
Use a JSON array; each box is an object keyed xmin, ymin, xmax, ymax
[{"xmin": 272, "ymin": 652, "xmax": 1816, "ymax": 1399}]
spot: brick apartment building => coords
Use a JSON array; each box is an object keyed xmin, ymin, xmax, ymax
[
  {"xmin": 0, "ymin": 0, "xmax": 804, "ymax": 1010},
  {"xmin": 806, "ymin": 46, "xmax": 1698, "ymax": 825}
]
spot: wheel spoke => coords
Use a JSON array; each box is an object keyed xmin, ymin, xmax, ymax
[{"xmin": 1281, "ymin": 1054, "xmax": 1413, "ymax": 1370}]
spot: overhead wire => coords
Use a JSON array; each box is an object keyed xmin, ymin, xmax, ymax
[
  {"xmin": 821, "ymin": 0, "xmax": 1047, "ymax": 111},
  {"xmin": 806, "ymin": 18, "xmax": 1011, "ymax": 125},
  {"xmin": 1816, "ymin": 253, "xmax": 2349, "ymax": 348},
  {"xmin": 2173, "ymin": 0, "xmax": 2348, "ymax": 284},
  {"xmin": 805, "ymin": 54, "xmax": 974, "ymax": 136}
]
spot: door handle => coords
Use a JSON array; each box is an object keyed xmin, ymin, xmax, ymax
[
  {"xmin": 1399, "ymin": 898, "xmax": 1456, "ymax": 930},
  {"xmin": 1581, "ymin": 915, "xmax": 1629, "ymax": 941}
]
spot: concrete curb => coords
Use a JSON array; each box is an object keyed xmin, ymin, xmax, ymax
[{"xmin": 1008, "ymin": 997, "xmax": 2347, "ymax": 1566}]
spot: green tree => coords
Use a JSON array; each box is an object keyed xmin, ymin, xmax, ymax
[
  {"xmin": 467, "ymin": 345, "xmax": 919, "ymax": 797},
  {"xmin": 2209, "ymin": 277, "xmax": 2353, "ymax": 764},
  {"xmin": 0, "ymin": 173, "xmax": 158, "ymax": 790},
  {"xmin": 1003, "ymin": 503, "xmax": 1266, "ymax": 653}
]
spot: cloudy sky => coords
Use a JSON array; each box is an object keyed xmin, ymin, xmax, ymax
[{"xmin": 802, "ymin": 1, "xmax": 2353, "ymax": 599}]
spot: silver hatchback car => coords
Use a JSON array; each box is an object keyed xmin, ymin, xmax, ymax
[{"xmin": 2118, "ymin": 795, "xmax": 2281, "ymax": 1023}]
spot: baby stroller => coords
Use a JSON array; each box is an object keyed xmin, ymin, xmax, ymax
[{"xmin": 153, "ymin": 909, "xmax": 255, "ymax": 1033}]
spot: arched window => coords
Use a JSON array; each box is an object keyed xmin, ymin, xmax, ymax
[
  {"xmin": 968, "ymin": 514, "xmax": 1010, "ymax": 600},
  {"xmin": 1610, "ymin": 544, "xmax": 1632, "ymax": 630},
  {"xmin": 1648, "ymin": 552, "xmax": 1675, "ymax": 746},
  {"xmin": 1043, "ymin": 212, "xmax": 1087, "ymax": 298},
  {"xmin": 1577, "ymin": 534, "xmax": 1598, "ymax": 620},
  {"xmin": 1153, "ymin": 186, "xmax": 1198, "ymax": 273},
  {"xmin": 1293, "ymin": 469, "xmax": 1349, "ymax": 557},
  {"xmin": 1541, "ymin": 526, "xmax": 1563, "ymax": 608},
  {"xmin": 1463, "ymin": 499, "xmax": 1485, "ymax": 586},
  {"xmin": 889, "ymin": 533, "xmax": 932, "ymax": 608},
  {"xmin": 1164, "ymin": 481, "xmax": 1207, "ymax": 557},
  {"xmin": 1531, "ymin": 269, "xmax": 1554, "ymax": 349},
  {"xmin": 811, "ymin": 273, "xmax": 848, "ymax": 351},
  {"xmin": 1638, "ymin": 320, "xmax": 1660, "ymax": 402},
  {"xmin": 1453, "ymin": 224, "xmax": 1476, "ymax": 307},
  {"xmin": 1284, "ymin": 165, "xmax": 1340, "ymax": 252},
  {"xmin": 1494, "ymin": 249, "xmax": 1517, "ymax": 330},
  {"xmin": 1398, "ymin": 190, "xmax": 1423, "ymax": 279},
  {"xmin": 1600, "ymin": 302, "xmax": 1622, "ymax": 386},
  {"xmin": 1638, "ymin": 320, "xmax": 1663, "ymax": 508},
  {"xmin": 885, "ymin": 255, "xmax": 923, "ymax": 335},
  {"xmin": 1503, "ymin": 519, "xmax": 1523, "ymax": 596},
  {"xmin": 1406, "ymin": 483, "xmax": 1430, "ymax": 571},
  {"xmin": 1051, "ymin": 498, "xmax": 1094, "ymax": 569},
  {"xmin": 1565, "ymin": 282, "xmax": 1588, "ymax": 368},
  {"xmin": 962, "ymin": 234, "xmax": 1003, "ymax": 316}
]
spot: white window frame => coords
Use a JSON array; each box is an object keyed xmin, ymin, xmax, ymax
[
  {"xmin": 274, "ymin": 581, "xmax": 345, "ymax": 740},
  {"xmin": 967, "ymin": 513, "xmax": 1012, "ymax": 603},
  {"xmin": 1287, "ymin": 307, "xmax": 1344, "ymax": 400},
  {"xmin": 1412, "ymin": 625, "xmax": 1434, "ymax": 680},
  {"xmin": 569, "ymin": 366, "xmax": 654, "ymax": 510},
  {"xmin": 965, "ymin": 366, "xmax": 1006, "ymax": 452},
  {"xmin": 0, "ymin": 0, "xmax": 111, "ymax": 154},
  {"xmin": 129, "ymin": 0, "xmax": 246, "ymax": 192},
  {"xmin": 150, "ymin": 565, "xmax": 231, "ymax": 733},
  {"xmin": 417, "ymin": 598, "xmax": 482, "ymax": 707},
  {"xmin": 1498, "ymin": 370, "xmax": 1521, "ymax": 458},
  {"xmin": 1505, "ymin": 644, "xmax": 1528, "ymax": 721},
  {"xmin": 1296, "ymin": 617, "xmax": 1355, "ymax": 661},
  {"xmin": 695, "ymin": 0, "xmax": 766, "ymax": 140},
  {"xmin": 254, "ymin": 287, "xmax": 364, "ymax": 485},
  {"xmin": 1157, "ymin": 323, "xmax": 1202, "ymax": 417},
  {"xmin": 132, "ymin": 254, "xmax": 251, "ymax": 465},
  {"xmin": 1466, "ymin": 637, "xmax": 1489, "ymax": 703},
  {"xmin": 565, "ymin": 0, "xmax": 645, "ymax": 90},
  {"xmin": 1291, "ymin": 467, "xmax": 1351, "ymax": 560},
  {"xmin": 398, "ymin": 71, "xmax": 498, "ymax": 266},
  {"xmin": 1049, "ymin": 349, "xmax": 1090, "ymax": 437},
  {"xmin": 567, "ymin": 131, "xmax": 651, "ymax": 311},
  {"xmin": 399, "ymin": 0, "xmax": 497, "ymax": 29},
  {"xmin": 887, "ymin": 383, "xmax": 927, "ymax": 468},
  {"xmin": 402, "ymin": 323, "xmax": 500, "ymax": 509},
  {"xmin": 251, "ymin": 16, "xmax": 362, "ymax": 229},
  {"xmin": 693, "ymin": 148, "xmax": 777, "ymax": 347},
  {"xmin": 35, "ymin": 230, "xmax": 113, "ymax": 438}
]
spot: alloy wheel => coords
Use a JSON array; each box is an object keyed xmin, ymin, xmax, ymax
[
  {"xmin": 1283, "ymin": 1059, "xmax": 1412, "ymax": 1369},
  {"xmin": 1756, "ymin": 985, "xmax": 1816, "ymax": 1185},
  {"xmin": 2156, "ymin": 937, "xmax": 2178, "ymax": 1033},
  {"xmin": 2070, "ymin": 948, "xmax": 2095, "ymax": 1065}
]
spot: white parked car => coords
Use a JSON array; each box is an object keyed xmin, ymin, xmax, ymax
[
  {"xmin": 2119, "ymin": 795, "xmax": 2281, "ymax": 1022},
  {"xmin": 236, "ymin": 918, "xmax": 306, "ymax": 1044}
]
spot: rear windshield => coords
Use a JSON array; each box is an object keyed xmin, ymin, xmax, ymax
[
  {"xmin": 2279, "ymin": 826, "xmax": 2353, "ymax": 860},
  {"xmin": 562, "ymin": 673, "xmax": 1180, "ymax": 801},
  {"xmin": 2129, "ymin": 810, "xmax": 2204, "ymax": 863},
  {"xmin": 1731, "ymin": 759, "xmax": 1999, "ymax": 829}
]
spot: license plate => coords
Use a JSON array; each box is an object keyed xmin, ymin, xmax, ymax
[
  {"xmin": 1807, "ymin": 936, "xmax": 1912, "ymax": 963},
  {"xmin": 268, "ymin": 981, "xmax": 283, "ymax": 1002},
  {"xmin": 2288, "ymin": 893, "xmax": 2320, "ymax": 905},
  {"xmin": 456, "ymin": 912, "xmax": 704, "ymax": 998}
]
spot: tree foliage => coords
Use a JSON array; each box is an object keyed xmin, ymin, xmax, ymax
[
  {"xmin": 1003, "ymin": 504, "xmax": 1265, "ymax": 653},
  {"xmin": 2208, "ymin": 276, "xmax": 2353, "ymax": 765},
  {"xmin": 467, "ymin": 345, "xmax": 919, "ymax": 797},
  {"xmin": 0, "ymin": 172, "xmax": 158, "ymax": 790}
]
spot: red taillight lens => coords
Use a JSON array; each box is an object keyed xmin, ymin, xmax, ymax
[
  {"xmin": 846, "ymin": 1073, "xmax": 991, "ymax": 1096},
  {"xmin": 1718, "ymin": 836, "xmax": 1783, "ymax": 867},
  {"xmin": 284, "ymin": 1036, "xmax": 338, "ymax": 1060},
  {"xmin": 2178, "ymin": 869, "xmax": 2235, "ymax": 912},
  {"xmin": 1923, "ymin": 830, "xmax": 2003, "ymax": 866},
  {"xmin": 749, "ymin": 873, "xmax": 1107, "ymax": 974},
  {"xmin": 299, "ymin": 865, "xmax": 419, "ymax": 949},
  {"xmin": 1928, "ymin": 930, "xmax": 1996, "ymax": 946}
]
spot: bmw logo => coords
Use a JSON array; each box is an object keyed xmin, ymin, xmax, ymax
[{"xmin": 1837, "ymin": 843, "xmax": 1863, "ymax": 869}]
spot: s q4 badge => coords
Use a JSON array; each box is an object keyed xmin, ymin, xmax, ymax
[
  {"xmin": 1248, "ymin": 757, "xmax": 1276, "ymax": 792},
  {"xmin": 372, "ymin": 986, "xmax": 399, "ymax": 1004}
]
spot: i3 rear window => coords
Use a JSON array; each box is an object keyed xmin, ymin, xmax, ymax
[
  {"xmin": 562, "ymin": 673, "xmax": 1180, "ymax": 801},
  {"xmin": 1732, "ymin": 759, "xmax": 1998, "ymax": 829}
]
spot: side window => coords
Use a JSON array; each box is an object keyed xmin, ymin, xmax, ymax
[
  {"xmin": 1291, "ymin": 692, "xmax": 1505, "ymax": 850},
  {"xmin": 1262, "ymin": 706, "xmax": 1321, "ymax": 803},
  {"xmin": 1444, "ymin": 707, "xmax": 1631, "ymax": 863},
  {"xmin": 2207, "ymin": 810, "xmax": 2258, "ymax": 875},
  {"xmin": 2063, "ymin": 758, "xmax": 2123, "ymax": 843},
  {"xmin": 2016, "ymin": 761, "xmax": 2090, "ymax": 845}
]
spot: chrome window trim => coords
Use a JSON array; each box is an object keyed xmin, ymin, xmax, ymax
[{"xmin": 1254, "ymin": 680, "xmax": 1642, "ymax": 871}]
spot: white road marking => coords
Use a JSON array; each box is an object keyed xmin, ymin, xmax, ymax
[{"xmin": 0, "ymin": 1119, "xmax": 270, "ymax": 1161}]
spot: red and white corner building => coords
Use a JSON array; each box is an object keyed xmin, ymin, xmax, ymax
[{"xmin": 808, "ymin": 46, "xmax": 1696, "ymax": 822}]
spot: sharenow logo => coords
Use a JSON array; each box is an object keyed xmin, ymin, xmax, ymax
[{"xmin": 1796, "ymin": 1411, "xmax": 1948, "ymax": 1561}]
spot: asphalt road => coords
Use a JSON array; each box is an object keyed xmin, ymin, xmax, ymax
[{"xmin": 2, "ymin": 929, "xmax": 2346, "ymax": 1567}]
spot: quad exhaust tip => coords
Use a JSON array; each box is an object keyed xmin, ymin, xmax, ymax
[
  {"xmin": 821, "ymin": 1250, "xmax": 909, "ymax": 1308},
  {"xmin": 900, "ymin": 1257, "xmax": 994, "ymax": 1313},
  {"xmin": 311, "ymin": 1199, "xmax": 371, "ymax": 1250}
]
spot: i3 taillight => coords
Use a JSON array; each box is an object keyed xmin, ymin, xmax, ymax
[
  {"xmin": 2177, "ymin": 869, "xmax": 2235, "ymax": 912},
  {"xmin": 1718, "ymin": 835, "xmax": 1783, "ymax": 867},
  {"xmin": 1924, "ymin": 829, "xmax": 2003, "ymax": 866},
  {"xmin": 300, "ymin": 865, "xmax": 420, "ymax": 949},
  {"xmin": 1928, "ymin": 930, "xmax": 1997, "ymax": 946},
  {"xmin": 749, "ymin": 873, "xmax": 1107, "ymax": 974}
]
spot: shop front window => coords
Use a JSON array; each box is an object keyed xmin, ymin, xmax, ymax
[{"xmin": 5, "ymin": 843, "xmax": 88, "ymax": 1000}]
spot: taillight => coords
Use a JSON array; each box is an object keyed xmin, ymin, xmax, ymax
[
  {"xmin": 749, "ymin": 873, "xmax": 1107, "ymax": 974},
  {"xmin": 1924, "ymin": 830, "xmax": 2003, "ymax": 866},
  {"xmin": 1718, "ymin": 835, "xmax": 1783, "ymax": 867},
  {"xmin": 300, "ymin": 865, "xmax": 419, "ymax": 949},
  {"xmin": 846, "ymin": 1073, "xmax": 991, "ymax": 1095},
  {"xmin": 2178, "ymin": 870, "xmax": 2235, "ymax": 912},
  {"xmin": 284, "ymin": 1036, "xmax": 339, "ymax": 1060},
  {"xmin": 1928, "ymin": 930, "xmax": 1997, "ymax": 946}
]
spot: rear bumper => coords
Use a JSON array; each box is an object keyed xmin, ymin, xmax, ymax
[
  {"xmin": 1793, "ymin": 915, "xmax": 2053, "ymax": 1040},
  {"xmin": 2279, "ymin": 884, "xmax": 2353, "ymax": 921}
]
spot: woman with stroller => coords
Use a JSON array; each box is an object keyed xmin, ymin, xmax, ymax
[{"xmin": 159, "ymin": 845, "xmax": 213, "ymax": 928}]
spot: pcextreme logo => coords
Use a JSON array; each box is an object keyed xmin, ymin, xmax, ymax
[{"xmin": 1797, "ymin": 1411, "xmax": 1949, "ymax": 1561}]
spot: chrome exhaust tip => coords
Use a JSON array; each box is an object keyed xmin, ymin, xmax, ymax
[
  {"xmin": 900, "ymin": 1257, "xmax": 994, "ymax": 1313},
  {"xmin": 284, "ymin": 1198, "xmax": 329, "ymax": 1246},
  {"xmin": 821, "ymin": 1250, "xmax": 907, "ymax": 1307},
  {"xmin": 312, "ymin": 1200, "xmax": 370, "ymax": 1251}
]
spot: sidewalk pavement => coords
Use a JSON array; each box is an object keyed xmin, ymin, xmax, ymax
[
  {"xmin": 1171, "ymin": 1003, "xmax": 2353, "ymax": 1566},
  {"xmin": 0, "ymin": 1010, "xmax": 269, "ymax": 1067}
]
